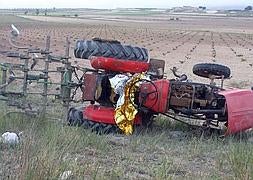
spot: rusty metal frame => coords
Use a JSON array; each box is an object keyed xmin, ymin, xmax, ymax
[{"xmin": 0, "ymin": 35, "xmax": 80, "ymax": 122}]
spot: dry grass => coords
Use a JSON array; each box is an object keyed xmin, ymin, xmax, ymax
[{"xmin": 1, "ymin": 108, "xmax": 253, "ymax": 179}]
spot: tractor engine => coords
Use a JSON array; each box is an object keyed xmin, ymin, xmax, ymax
[
  {"xmin": 168, "ymin": 82, "xmax": 226, "ymax": 119},
  {"xmin": 139, "ymin": 80, "xmax": 227, "ymax": 120}
]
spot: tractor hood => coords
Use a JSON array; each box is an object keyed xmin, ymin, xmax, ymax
[{"xmin": 219, "ymin": 88, "xmax": 253, "ymax": 135}]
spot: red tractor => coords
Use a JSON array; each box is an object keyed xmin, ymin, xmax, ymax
[{"xmin": 68, "ymin": 38, "xmax": 253, "ymax": 135}]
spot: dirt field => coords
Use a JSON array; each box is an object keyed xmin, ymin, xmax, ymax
[
  {"xmin": 0, "ymin": 14, "xmax": 253, "ymax": 179},
  {"xmin": 1, "ymin": 14, "xmax": 253, "ymax": 88}
]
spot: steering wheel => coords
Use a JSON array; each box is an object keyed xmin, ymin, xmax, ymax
[{"xmin": 128, "ymin": 79, "xmax": 159, "ymax": 110}]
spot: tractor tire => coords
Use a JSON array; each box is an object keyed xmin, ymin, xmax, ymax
[
  {"xmin": 74, "ymin": 39, "xmax": 149, "ymax": 62},
  {"xmin": 67, "ymin": 107, "xmax": 84, "ymax": 126},
  {"xmin": 67, "ymin": 107, "xmax": 120, "ymax": 134},
  {"xmin": 82, "ymin": 120, "xmax": 121, "ymax": 134},
  {"xmin": 193, "ymin": 63, "xmax": 231, "ymax": 79}
]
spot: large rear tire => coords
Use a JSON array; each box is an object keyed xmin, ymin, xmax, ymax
[{"xmin": 74, "ymin": 39, "xmax": 149, "ymax": 62}]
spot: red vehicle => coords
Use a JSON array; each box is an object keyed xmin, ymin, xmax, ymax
[{"xmin": 68, "ymin": 38, "xmax": 253, "ymax": 135}]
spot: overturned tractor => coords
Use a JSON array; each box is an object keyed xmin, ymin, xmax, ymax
[
  {"xmin": 2, "ymin": 25, "xmax": 252, "ymax": 136},
  {"xmin": 68, "ymin": 38, "xmax": 253, "ymax": 135}
]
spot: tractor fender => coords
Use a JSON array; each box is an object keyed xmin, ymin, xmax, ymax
[
  {"xmin": 83, "ymin": 105, "xmax": 142, "ymax": 125},
  {"xmin": 219, "ymin": 89, "xmax": 253, "ymax": 135},
  {"xmin": 90, "ymin": 56, "xmax": 149, "ymax": 73},
  {"xmin": 139, "ymin": 79, "xmax": 170, "ymax": 113}
]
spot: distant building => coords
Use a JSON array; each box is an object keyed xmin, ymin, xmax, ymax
[{"xmin": 169, "ymin": 6, "xmax": 206, "ymax": 13}]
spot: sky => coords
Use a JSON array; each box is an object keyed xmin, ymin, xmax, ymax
[{"xmin": 0, "ymin": 0, "xmax": 252, "ymax": 9}]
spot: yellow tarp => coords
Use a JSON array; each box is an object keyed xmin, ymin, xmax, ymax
[{"xmin": 114, "ymin": 74, "xmax": 144, "ymax": 135}]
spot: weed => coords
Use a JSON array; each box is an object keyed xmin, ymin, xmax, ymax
[{"xmin": 225, "ymin": 141, "xmax": 253, "ymax": 179}]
